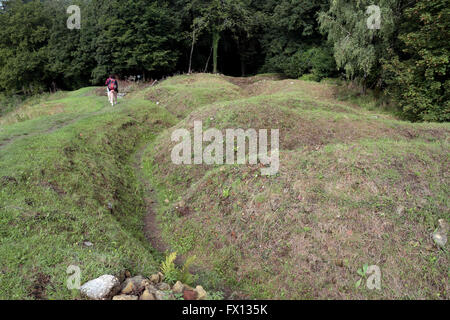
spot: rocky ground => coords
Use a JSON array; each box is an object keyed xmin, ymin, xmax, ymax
[{"xmin": 80, "ymin": 272, "xmax": 207, "ymax": 301}]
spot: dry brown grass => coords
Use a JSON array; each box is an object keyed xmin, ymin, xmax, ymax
[{"xmin": 142, "ymin": 73, "xmax": 449, "ymax": 300}]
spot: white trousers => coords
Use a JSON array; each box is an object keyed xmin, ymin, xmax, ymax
[{"xmin": 107, "ymin": 90, "xmax": 117, "ymax": 105}]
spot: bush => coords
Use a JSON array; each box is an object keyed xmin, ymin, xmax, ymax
[
  {"xmin": 262, "ymin": 46, "xmax": 336, "ymax": 81},
  {"xmin": 0, "ymin": 94, "xmax": 25, "ymax": 117},
  {"xmin": 383, "ymin": 0, "xmax": 449, "ymax": 122}
]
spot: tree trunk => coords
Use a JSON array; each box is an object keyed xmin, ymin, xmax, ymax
[
  {"xmin": 204, "ymin": 46, "xmax": 213, "ymax": 73},
  {"xmin": 188, "ymin": 29, "xmax": 196, "ymax": 74},
  {"xmin": 212, "ymin": 29, "xmax": 220, "ymax": 74}
]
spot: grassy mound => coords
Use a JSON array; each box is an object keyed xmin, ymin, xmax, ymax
[
  {"xmin": 0, "ymin": 92, "xmax": 177, "ymax": 299},
  {"xmin": 128, "ymin": 73, "xmax": 241, "ymax": 119},
  {"xmin": 143, "ymin": 74, "xmax": 449, "ymax": 299},
  {"xmin": 0, "ymin": 73, "xmax": 448, "ymax": 300}
]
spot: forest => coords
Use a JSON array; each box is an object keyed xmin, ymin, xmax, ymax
[{"xmin": 0, "ymin": 0, "xmax": 448, "ymax": 122}]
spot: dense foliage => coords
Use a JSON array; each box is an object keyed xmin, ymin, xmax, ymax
[
  {"xmin": 383, "ymin": 0, "xmax": 449, "ymax": 122},
  {"xmin": 0, "ymin": 0, "xmax": 448, "ymax": 122}
]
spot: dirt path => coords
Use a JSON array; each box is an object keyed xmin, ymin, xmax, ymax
[
  {"xmin": 133, "ymin": 144, "xmax": 171, "ymax": 256},
  {"xmin": 133, "ymin": 142, "xmax": 247, "ymax": 300}
]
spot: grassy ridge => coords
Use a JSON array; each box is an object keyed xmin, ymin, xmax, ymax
[
  {"xmin": 141, "ymin": 74, "xmax": 449, "ymax": 299},
  {"xmin": 0, "ymin": 90, "xmax": 176, "ymax": 299},
  {"xmin": 0, "ymin": 73, "xmax": 448, "ymax": 299}
]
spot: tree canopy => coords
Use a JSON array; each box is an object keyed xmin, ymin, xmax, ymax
[{"xmin": 0, "ymin": 0, "xmax": 448, "ymax": 122}]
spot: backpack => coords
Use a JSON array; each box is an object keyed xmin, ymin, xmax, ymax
[{"xmin": 108, "ymin": 79, "xmax": 117, "ymax": 91}]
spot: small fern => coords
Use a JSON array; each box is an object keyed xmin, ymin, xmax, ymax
[
  {"xmin": 161, "ymin": 252, "xmax": 177, "ymax": 274},
  {"xmin": 179, "ymin": 255, "xmax": 196, "ymax": 285},
  {"xmin": 160, "ymin": 252, "xmax": 178, "ymax": 284},
  {"xmin": 160, "ymin": 252, "xmax": 197, "ymax": 285}
]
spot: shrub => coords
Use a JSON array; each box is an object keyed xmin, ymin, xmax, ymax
[
  {"xmin": 0, "ymin": 94, "xmax": 25, "ymax": 117},
  {"xmin": 383, "ymin": 0, "xmax": 450, "ymax": 122},
  {"xmin": 263, "ymin": 46, "xmax": 336, "ymax": 80}
]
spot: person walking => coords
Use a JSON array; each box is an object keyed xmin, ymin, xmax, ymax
[{"xmin": 105, "ymin": 75, "xmax": 119, "ymax": 106}]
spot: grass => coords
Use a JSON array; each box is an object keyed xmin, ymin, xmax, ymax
[
  {"xmin": 0, "ymin": 72, "xmax": 448, "ymax": 300},
  {"xmin": 0, "ymin": 90, "xmax": 177, "ymax": 299},
  {"xmin": 141, "ymin": 73, "xmax": 449, "ymax": 299},
  {"xmin": 0, "ymin": 91, "xmax": 69, "ymax": 118}
]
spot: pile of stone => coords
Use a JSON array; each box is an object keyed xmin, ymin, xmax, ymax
[{"xmin": 80, "ymin": 272, "xmax": 207, "ymax": 301}]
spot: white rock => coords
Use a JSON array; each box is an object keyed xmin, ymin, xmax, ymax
[
  {"xmin": 433, "ymin": 231, "xmax": 447, "ymax": 249},
  {"xmin": 83, "ymin": 241, "xmax": 93, "ymax": 247},
  {"xmin": 80, "ymin": 275, "xmax": 120, "ymax": 300}
]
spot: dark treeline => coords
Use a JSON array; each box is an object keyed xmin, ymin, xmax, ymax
[{"xmin": 0, "ymin": 0, "xmax": 448, "ymax": 122}]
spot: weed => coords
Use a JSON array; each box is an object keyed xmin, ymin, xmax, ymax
[{"xmin": 160, "ymin": 252, "xmax": 197, "ymax": 286}]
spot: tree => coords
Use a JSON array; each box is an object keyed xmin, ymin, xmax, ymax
[
  {"xmin": 259, "ymin": 0, "xmax": 333, "ymax": 79},
  {"xmin": 383, "ymin": 0, "xmax": 449, "ymax": 122},
  {"xmin": 0, "ymin": 0, "xmax": 53, "ymax": 94},
  {"xmin": 90, "ymin": 0, "xmax": 181, "ymax": 83},
  {"xmin": 318, "ymin": 0, "xmax": 404, "ymax": 89},
  {"xmin": 45, "ymin": 0, "xmax": 89, "ymax": 90},
  {"xmin": 198, "ymin": 0, "xmax": 230, "ymax": 74}
]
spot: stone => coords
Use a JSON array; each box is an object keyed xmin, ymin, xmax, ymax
[
  {"xmin": 432, "ymin": 231, "xmax": 447, "ymax": 249},
  {"xmin": 121, "ymin": 275, "xmax": 146, "ymax": 294},
  {"xmin": 80, "ymin": 275, "xmax": 120, "ymax": 300},
  {"xmin": 140, "ymin": 290, "xmax": 156, "ymax": 300},
  {"xmin": 195, "ymin": 285, "xmax": 207, "ymax": 300},
  {"xmin": 121, "ymin": 281, "xmax": 134, "ymax": 294},
  {"xmin": 112, "ymin": 294, "xmax": 138, "ymax": 300},
  {"xmin": 172, "ymin": 281, "xmax": 184, "ymax": 294},
  {"xmin": 149, "ymin": 273, "xmax": 161, "ymax": 283},
  {"xmin": 432, "ymin": 219, "xmax": 448, "ymax": 249},
  {"xmin": 154, "ymin": 290, "xmax": 167, "ymax": 300},
  {"xmin": 141, "ymin": 279, "xmax": 151, "ymax": 288},
  {"xmin": 144, "ymin": 283, "xmax": 158, "ymax": 294},
  {"xmin": 157, "ymin": 282, "xmax": 171, "ymax": 291},
  {"xmin": 183, "ymin": 290, "xmax": 198, "ymax": 300}
]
